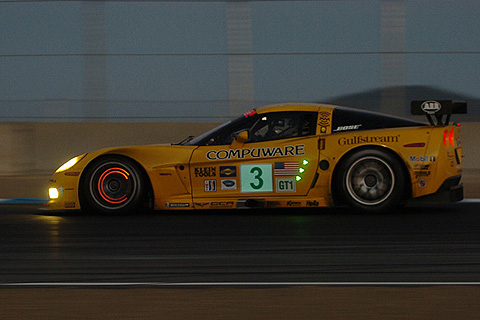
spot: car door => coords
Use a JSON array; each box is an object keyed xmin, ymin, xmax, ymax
[{"xmin": 189, "ymin": 111, "xmax": 320, "ymax": 205}]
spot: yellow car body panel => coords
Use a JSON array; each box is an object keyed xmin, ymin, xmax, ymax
[
  {"xmin": 47, "ymin": 102, "xmax": 464, "ymax": 213},
  {"xmin": 48, "ymin": 145, "xmax": 197, "ymax": 210}
]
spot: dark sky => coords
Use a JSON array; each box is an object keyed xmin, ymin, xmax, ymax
[{"xmin": 1, "ymin": 0, "xmax": 479, "ymax": 121}]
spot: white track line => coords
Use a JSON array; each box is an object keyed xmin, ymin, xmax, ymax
[
  {"xmin": 460, "ymin": 199, "xmax": 480, "ymax": 203},
  {"xmin": 3, "ymin": 282, "xmax": 480, "ymax": 287}
]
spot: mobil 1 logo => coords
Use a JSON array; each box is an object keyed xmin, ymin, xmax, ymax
[{"xmin": 276, "ymin": 178, "xmax": 296, "ymax": 193}]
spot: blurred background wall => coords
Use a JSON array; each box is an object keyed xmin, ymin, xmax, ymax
[{"xmin": 1, "ymin": 0, "xmax": 479, "ymax": 198}]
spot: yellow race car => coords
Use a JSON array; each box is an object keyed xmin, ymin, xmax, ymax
[{"xmin": 47, "ymin": 101, "xmax": 465, "ymax": 213}]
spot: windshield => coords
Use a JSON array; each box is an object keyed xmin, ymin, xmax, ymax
[
  {"xmin": 185, "ymin": 112, "xmax": 260, "ymax": 146},
  {"xmin": 183, "ymin": 120, "xmax": 233, "ymax": 146},
  {"xmin": 183, "ymin": 110, "xmax": 318, "ymax": 146}
]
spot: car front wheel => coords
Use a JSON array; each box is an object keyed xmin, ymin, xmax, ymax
[{"xmin": 81, "ymin": 156, "xmax": 145, "ymax": 214}]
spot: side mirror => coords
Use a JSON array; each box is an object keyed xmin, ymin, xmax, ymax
[
  {"xmin": 235, "ymin": 130, "xmax": 249, "ymax": 143},
  {"xmin": 230, "ymin": 130, "xmax": 249, "ymax": 149}
]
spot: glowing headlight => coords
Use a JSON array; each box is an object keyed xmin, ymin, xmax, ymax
[
  {"xmin": 49, "ymin": 188, "xmax": 59, "ymax": 199},
  {"xmin": 55, "ymin": 154, "xmax": 85, "ymax": 173}
]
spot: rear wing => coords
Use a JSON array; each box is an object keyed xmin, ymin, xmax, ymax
[{"xmin": 411, "ymin": 100, "xmax": 467, "ymax": 126}]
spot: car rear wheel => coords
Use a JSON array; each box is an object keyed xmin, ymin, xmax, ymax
[
  {"xmin": 337, "ymin": 149, "xmax": 405, "ymax": 213},
  {"xmin": 81, "ymin": 156, "xmax": 145, "ymax": 214}
]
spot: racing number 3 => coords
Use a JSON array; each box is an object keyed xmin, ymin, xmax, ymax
[
  {"xmin": 241, "ymin": 164, "xmax": 273, "ymax": 193},
  {"xmin": 250, "ymin": 167, "xmax": 264, "ymax": 190}
]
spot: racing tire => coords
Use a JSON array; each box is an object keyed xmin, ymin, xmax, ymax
[
  {"xmin": 337, "ymin": 149, "xmax": 405, "ymax": 213},
  {"xmin": 81, "ymin": 156, "xmax": 146, "ymax": 214}
]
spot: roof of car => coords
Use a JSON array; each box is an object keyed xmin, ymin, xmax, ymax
[{"xmin": 255, "ymin": 103, "xmax": 337, "ymax": 114}]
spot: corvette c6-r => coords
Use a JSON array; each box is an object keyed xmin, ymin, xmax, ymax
[{"xmin": 47, "ymin": 101, "xmax": 466, "ymax": 213}]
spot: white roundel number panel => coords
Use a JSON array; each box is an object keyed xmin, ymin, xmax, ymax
[{"xmin": 240, "ymin": 164, "xmax": 273, "ymax": 193}]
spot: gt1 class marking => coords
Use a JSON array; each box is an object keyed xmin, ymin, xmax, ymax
[
  {"xmin": 276, "ymin": 178, "xmax": 296, "ymax": 193},
  {"xmin": 206, "ymin": 145, "xmax": 305, "ymax": 161},
  {"xmin": 240, "ymin": 164, "xmax": 273, "ymax": 193}
]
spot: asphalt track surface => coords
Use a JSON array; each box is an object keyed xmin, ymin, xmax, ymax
[{"xmin": 1, "ymin": 201, "xmax": 480, "ymax": 285}]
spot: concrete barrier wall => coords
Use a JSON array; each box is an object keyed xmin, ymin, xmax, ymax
[
  {"xmin": 0, "ymin": 122, "xmax": 218, "ymax": 198},
  {"xmin": 0, "ymin": 122, "xmax": 478, "ymax": 199}
]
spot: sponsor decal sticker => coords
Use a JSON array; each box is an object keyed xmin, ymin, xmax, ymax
[
  {"xmin": 333, "ymin": 124, "xmax": 362, "ymax": 132},
  {"xmin": 419, "ymin": 179, "xmax": 427, "ymax": 188},
  {"xmin": 274, "ymin": 162, "xmax": 299, "ymax": 176},
  {"xmin": 318, "ymin": 111, "xmax": 330, "ymax": 126},
  {"xmin": 166, "ymin": 202, "xmax": 190, "ymax": 208},
  {"xmin": 413, "ymin": 164, "xmax": 430, "ymax": 170},
  {"xmin": 414, "ymin": 170, "xmax": 431, "ymax": 178},
  {"xmin": 194, "ymin": 202, "xmax": 209, "ymax": 208},
  {"xmin": 244, "ymin": 109, "xmax": 257, "ymax": 118},
  {"xmin": 421, "ymin": 101, "xmax": 442, "ymax": 114},
  {"xmin": 409, "ymin": 156, "xmax": 436, "ymax": 162},
  {"xmin": 204, "ymin": 180, "xmax": 217, "ymax": 192},
  {"xmin": 65, "ymin": 201, "xmax": 75, "ymax": 208},
  {"xmin": 338, "ymin": 135, "xmax": 399, "ymax": 146},
  {"xmin": 195, "ymin": 167, "xmax": 216, "ymax": 177},
  {"xmin": 206, "ymin": 144, "xmax": 305, "ymax": 161},
  {"xmin": 267, "ymin": 201, "xmax": 282, "ymax": 208},
  {"xmin": 286, "ymin": 201, "xmax": 302, "ymax": 207},
  {"xmin": 306, "ymin": 200, "xmax": 319, "ymax": 207},
  {"xmin": 221, "ymin": 179, "xmax": 237, "ymax": 190},
  {"xmin": 210, "ymin": 201, "xmax": 235, "ymax": 208},
  {"xmin": 220, "ymin": 166, "xmax": 237, "ymax": 177},
  {"xmin": 318, "ymin": 111, "xmax": 331, "ymax": 134},
  {"xmin": 276, "ymin": 178, "xmax": 296, "ymax": 193}
]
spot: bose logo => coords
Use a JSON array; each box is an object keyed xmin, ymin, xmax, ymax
[
  {"xmin": 421, "ymin": 101, "xmax": 442, "ymax": 114},
  {"xmin": 334, "ymin": 124, "xmax": 362, "ymax": 132}
]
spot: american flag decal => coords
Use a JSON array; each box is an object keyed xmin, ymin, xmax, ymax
[{"xmin": 274, "ymin": 162, "xmax": 299, "ymax": 176}]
